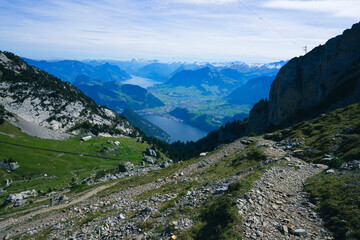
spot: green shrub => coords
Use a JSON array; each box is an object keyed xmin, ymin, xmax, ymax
[
  {"xmin": 195, "ymin": 196, "xmax": 242, "ymax": 240},
  {"xmin": 327, "ymin": 157, "xmax": 345, "ymax": 169}
]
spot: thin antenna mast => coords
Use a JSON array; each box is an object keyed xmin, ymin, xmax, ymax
[{"xmin": 303, "ymin": 46, "xmax": 308, "ymax": 54}]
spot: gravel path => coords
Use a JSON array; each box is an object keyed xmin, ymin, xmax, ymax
[{"xmin": 237, "ymin": 156, "xmax": 333, "ymax": 239}]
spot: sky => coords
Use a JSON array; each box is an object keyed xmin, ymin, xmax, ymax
[{"xmin": 0, "ymin": 0, "xmax": 359, "ymax": 63}]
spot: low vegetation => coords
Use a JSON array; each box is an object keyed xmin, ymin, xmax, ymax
[
  {"xmin": 270, "ymin": 102, "xmax": 360, "ymax": 240},
  {"xmin": 305, "ymin": 171, "xmax": 360, "ymax": 239},
  {"xmin": 270, "ymin": 102, "xmax": 360, "ymax": 164}
]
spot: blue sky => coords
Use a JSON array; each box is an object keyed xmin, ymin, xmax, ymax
[{"xmin": 0, "ymin": 0, "xmax": 359, "ymax": 63}]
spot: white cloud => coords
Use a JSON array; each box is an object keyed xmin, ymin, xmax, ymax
[
  {"xmin": 263, "ymin": 0, "xmax": 360, "ymax": 18},
  {"xmin": 0, "ymin": 0, "xmax": 358, "ymax": 62}
]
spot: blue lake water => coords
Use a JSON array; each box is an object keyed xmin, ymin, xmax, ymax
[
  {"xmin": 142, "ymin": 115, "xmax": 208, "ymax": 143},
  {"xmin": 122, "ymin": 75, "xmax": 161, "ymax": 88}
]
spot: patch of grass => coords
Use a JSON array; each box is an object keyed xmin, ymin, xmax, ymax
[
  {"xmin": 272, "ymin": 102, "xmax": 360, "ymax": 164},
  {"xmin": 305, "ymin": 171, "xmax": 360, "ymax": 240},
  {"xmin": 0, "ymin": 120, "xmax": 153, "ymax": 216}
]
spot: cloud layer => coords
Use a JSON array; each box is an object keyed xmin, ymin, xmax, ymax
[{"xmin": 0, "ymin": 0, "xmax": 358, "ymax": 62}]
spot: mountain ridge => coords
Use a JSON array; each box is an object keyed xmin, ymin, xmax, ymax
[
  {"xmin": 247, "ymin": 21, "xmax": 360, "ymax": 134},
  {"xmin": 0, "ymin": 51, "xmax": 139, "ymax": 138}
]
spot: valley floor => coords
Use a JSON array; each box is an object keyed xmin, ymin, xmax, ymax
[{"xmin": 0, "ymin": 137, "xmax": 333, "ymax": 239}]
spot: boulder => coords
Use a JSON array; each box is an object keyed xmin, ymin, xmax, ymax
[
  {"xmin": 118, "ymin": 162, "xmax": 135, "ymax": 172},
  {"xmin": 325, "ymin": 169, "xmax": 335, "ymax": 174},
  {"xmin": 13, "ymin": 199, "xmax": 27, "ymax": 207},
  {"xmin": 4, "ymin": 189, "xmax": 37, "ymax": 203},
  {"xmin": 146, "ymin": 148, "xmax": 157, "ymax": 157},
  {"xmin": 143, "ymin": 156, "xmax": 155, "ymax": 164},
  {"xmin": 215, "ymin": 184, "xmax": 229, "ymax": 194},
  {"xmin": 160, "ymin": 161, "xmax": 170, "ymax": 168},
  {"xmin": 51, "ymin": 195, "xmax": 69, "ymax": 205},
  {"xmin": 294, "ymin": 229, "xmax": 308, "ymax": 237}
]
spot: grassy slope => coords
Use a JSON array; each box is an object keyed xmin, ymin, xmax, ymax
[
  {"xmin": 0, "ymin": 121, "xmax": 153, "ymax": 204},
  {"xmin": 272, "ymin": 102, "xmax": 360, "ymax": 240},
  {"xmin": 272, "ymin": 102, "xmax": 360, "ymax": 163}
]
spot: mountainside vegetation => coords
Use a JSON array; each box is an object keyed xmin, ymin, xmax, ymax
[{"xmin": 73, "ymin": 75, "xmax": 164, "ymax": 112}]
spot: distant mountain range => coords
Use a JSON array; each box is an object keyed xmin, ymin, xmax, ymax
[
  {"xmin": 73, "ymin": 75, "xmax": 164, "ymax": 112},
  {"xmin": 24, "ymin": 58, "xmax": 130, "ymax": 83}
]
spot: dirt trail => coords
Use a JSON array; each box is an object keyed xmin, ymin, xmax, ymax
[{"xmin": 0, "ymin": 181, "xmax": 118, "ymax": 234}]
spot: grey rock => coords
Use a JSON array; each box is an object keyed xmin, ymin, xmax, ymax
[
  {"xmin": 160, "ymin": 161, "xmax": 170, "ymax": 168},
  {"xmin": 4, "ymin": 189, "xmax": 37, "ymax": 203},
  {"xmin": 325, "ymin": 169, "xmax": 335, "ymax": 174},
  {"xmin": 13, "ymin": 199, "xmax": 27, "ymax": 207},
  {"xmin": 118, "ymin": 162, "xmax": 135, "ymax": 172},
  {"xmin": 143, "ymin": 156, "xmax": 155, "ymax": 164},
  {"xmin": 145, "ymin": 148, "xmax": 157, "ymax": 157},
  {"xmin": 51, "ymin": 195, "xmax": 69, "ymax": 205},
  {"xmin": 215, "ymin": 184, "xmax": 229, "ymax": 194},
  {"xmin": 294, "ymin": 228, "xmax": 308, "ymax": 237}
]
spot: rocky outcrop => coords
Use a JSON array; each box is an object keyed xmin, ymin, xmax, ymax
[
  {"xmin": 0, "ymin": 161, "xmax": 19, "ymax": 170},
  {"xmin": 118, "ymin": 162, "xmax": 135, "ymax": 172},
  {"xmin": 248, "ymin": 22, "xmax": 360, "ymax": 134},
  {"xmin": 146, "ymin": 148, "xmax": 157, "ymax": 157}
]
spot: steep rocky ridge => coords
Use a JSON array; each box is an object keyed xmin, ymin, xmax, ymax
[
  {"xmin": 248, "ymin": 22, "xmax": 360, "ymax": 134},
  {"xmin": 0, "ymin": 51, "xmax": 138, "ymax": 138}
]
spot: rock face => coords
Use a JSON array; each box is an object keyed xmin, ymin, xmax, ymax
[
  {"xmin": 0, "ymin": 51, "xmax": 139, "ymax": 138},
  {"xmin": 248, "ymin": 22, "xmax": 360, "ymax": 134}
]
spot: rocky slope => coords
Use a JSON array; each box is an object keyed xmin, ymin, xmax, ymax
[
  {"xmin": 0, "ymin": 51, "xmax": 139, "ymax": 138},
  {"xmin": 248, "ymin": 22, "xmax": 360, "ymax": 134}
]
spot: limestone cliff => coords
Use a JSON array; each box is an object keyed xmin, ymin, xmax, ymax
[{"xmin": 248, "ymin": 22, "xmax": 360, "ymax": 134}]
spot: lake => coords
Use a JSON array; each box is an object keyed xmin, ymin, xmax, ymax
[
  {"xmin": 142, "ymin": 115, "xmax": 208, "ymax": 143},
  {"xmin": 122, "ymin": 75, "xmax": 161, "ymax": 88}
]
